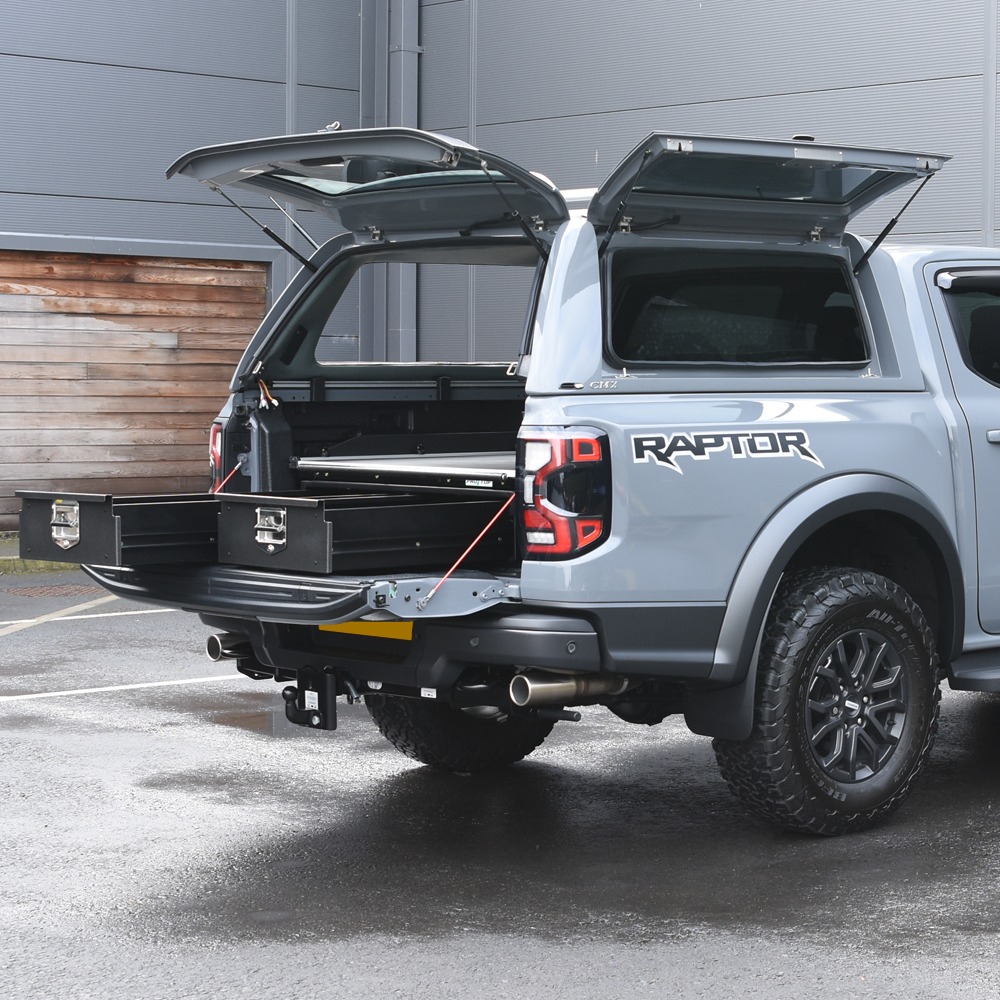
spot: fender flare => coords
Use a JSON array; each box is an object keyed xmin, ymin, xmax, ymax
[{"xmin": 684, "ymin": 474, "xmax": 963, "ymax": 740}]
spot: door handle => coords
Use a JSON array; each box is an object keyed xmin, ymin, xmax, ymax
[{"xmin": 988, "ymin": 430, "xmax": 1000, "ymax": 444}]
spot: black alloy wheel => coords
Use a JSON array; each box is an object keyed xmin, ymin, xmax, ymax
[
  {"xmin": 713, "ymin": 567, "xmax": 940, "ymax": 835},
  {"xmin": 804, "ymin": 627, "xmax": 908, "ymax": 783}
]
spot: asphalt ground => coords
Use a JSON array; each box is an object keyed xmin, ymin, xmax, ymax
[{"xmin": 2, "ymin": 567, "xmax": 1000, "ymax": 999}]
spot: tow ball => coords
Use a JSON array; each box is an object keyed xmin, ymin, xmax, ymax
[{"xmin": 282, "ymin": 667, "xmax": 338, "ymax": 730}]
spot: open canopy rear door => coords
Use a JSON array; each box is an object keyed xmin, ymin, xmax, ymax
[
  {"xmin": 168, "ymin": 127, "xmax": 568, "ymax": 240},
  {"xmin": 588, "ymin": 133, "xmax": 949, "ymax": 243}
]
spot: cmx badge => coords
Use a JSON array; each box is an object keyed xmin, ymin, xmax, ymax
[{"xmin": 254, "ymin": 506, "xmax": 287, "ymax": 554}]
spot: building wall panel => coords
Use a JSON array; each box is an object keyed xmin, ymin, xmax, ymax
[
  {"xmin": 419, "ymin": 0, "xmax": 993, "ymax": 244},
  {"xmin": 299, "ymin": 0, "xmax": 362, "ymax": 89},
  {"xmin": 419, "ymin": 1, "xmax": 469, "ymax": 132},
  {"xmin": 474, "ymin": 0, "xmax": 983, "ymax": 126},
  {"xmin": 2, "ymin": 0, "xmax": 287, "ymax": 81}
]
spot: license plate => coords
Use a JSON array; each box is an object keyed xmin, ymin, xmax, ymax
[{"xmin": 318, "ymin": 620, "xmax": 413, "ymax": 641}]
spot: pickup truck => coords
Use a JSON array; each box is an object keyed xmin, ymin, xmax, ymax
[{"xmin": 20, "ymin": 126, "xmax": 1000, "ymax": 835}]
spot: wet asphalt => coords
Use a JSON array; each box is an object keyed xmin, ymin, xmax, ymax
[{"xmin": 2, "ymin": 568, "xmax": 1000, "ymax": 999}]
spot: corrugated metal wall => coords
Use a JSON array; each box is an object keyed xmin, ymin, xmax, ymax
[
  {"xmin": 0, "ymin": 0, "xmax": 360, "ymax": 284},
  {"xmin": 419, "ymin": 0, "xmax": 996, "ymax": 245}
]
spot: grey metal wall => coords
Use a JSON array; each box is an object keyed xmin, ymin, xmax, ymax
[
  {"xmin": 419, "ymin": 0, "xmax": 999, "ymax": 246},
  {"xmin": 0, "ymin": 0, "xmax": 361, "ymax": 290}
]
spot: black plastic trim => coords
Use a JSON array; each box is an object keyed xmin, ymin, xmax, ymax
[{"xmin": 81, "ymin": 563, "xmax": 369, "ymax": 624}]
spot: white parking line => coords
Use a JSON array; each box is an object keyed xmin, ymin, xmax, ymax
[
  {"xmin": 0, "ymin": 594, "xmax": 119, "ymax": 637},
  {"xmin": 0, "ymin": 607, "xmax": 176, "ymax": 627},
  {"xmin": 0, "ymin": 675, "xmax": 238, "ymax": 702}
]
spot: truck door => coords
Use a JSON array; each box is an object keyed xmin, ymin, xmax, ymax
[{"xmin": 934, "ymin": 266, "xmax": 1000, "ymax": 633}]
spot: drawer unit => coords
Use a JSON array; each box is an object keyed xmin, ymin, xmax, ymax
[
  {"xmin": 217, "ymin": 490, "xmax": 514, "ymax": 574},
  {"xmin": 18, "ymin": 492, "xmax": 220, "ymax": 566}
]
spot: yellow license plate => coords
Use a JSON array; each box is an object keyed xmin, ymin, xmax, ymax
[{"xmin": 318, "ymin": 620, "xmax": 414, "ymax": 641}]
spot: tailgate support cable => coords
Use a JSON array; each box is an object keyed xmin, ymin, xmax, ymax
[
  {"xmin": 416, "ymin": 493, "xmax": 516, "ymax": 611},
  {"xmin": 212, "ymin": 458, "xmax": 244, "ymax": 494}
]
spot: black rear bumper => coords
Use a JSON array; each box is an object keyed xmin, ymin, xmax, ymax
[{"xmin": 82, "ymin": 563, "xmax": 371, "ymax": 623}]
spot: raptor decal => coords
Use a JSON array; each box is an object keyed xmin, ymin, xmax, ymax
[{"xmin": 631, "ymin": 429, "xmax": 823, "ymax": 474}]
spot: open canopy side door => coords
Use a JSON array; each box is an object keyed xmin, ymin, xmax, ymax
[
  {"xmin": 167, "ymin": 126, "xmax": 569, "ymax": 241},
  {"xmin": 588, "ymin": 133, "xmax": 949, "ymax": 243}
]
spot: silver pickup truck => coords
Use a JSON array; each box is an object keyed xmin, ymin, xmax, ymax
[{"xmin": 21, "ymin": 127, "xmax": 1000, "ymax": 835}]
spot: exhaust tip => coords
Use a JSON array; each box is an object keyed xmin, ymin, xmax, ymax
[
  {"xmin": 206, "ymin": 632, "xmax": 250, "ymax": 661},
  {"xmin": 509, "ymin": 674, "xmax": 532, "ymax": 707}
]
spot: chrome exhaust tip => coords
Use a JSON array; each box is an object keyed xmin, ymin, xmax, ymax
[
  {"xmin": 206, "ymin": 632, "xmax": 252, "ymax": 662},
  {"xmin": 509, "ymin": 672, "xmax": 628, "ymax": 708}
]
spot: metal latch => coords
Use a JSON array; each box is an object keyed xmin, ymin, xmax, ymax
[
  {"xmin": 50, "ymin": 500, "xmax": 80, "ymax": 550},
  {"xmin": 254, "ymin": 506, "xmax": 286, "ymax": 553}
]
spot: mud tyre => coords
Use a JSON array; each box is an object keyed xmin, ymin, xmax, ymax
[
  {"xmin": 713, "ymin": 567, "xmax": 940, "ymax": 835},
  {"xmin": 365, "ymin": 696, "xmax": 554, "ymax": 772}
]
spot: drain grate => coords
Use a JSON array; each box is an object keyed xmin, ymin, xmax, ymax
[{"xmin": 2, "ymin": 584, "xmax": 106, "ymax": 598}]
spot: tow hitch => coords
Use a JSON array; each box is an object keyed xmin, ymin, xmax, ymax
[{"xmin": 282, "ymin": 667, "xmax": 338, "ymax": 730}]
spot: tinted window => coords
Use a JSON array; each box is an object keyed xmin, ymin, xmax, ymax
[
  {"xmin": 610, "ymin": 250, "xmax": 868, "ymax": 366},
  {"xmin": 942, "ymin": 283, "xmax": 1000, "ymax": 385}
]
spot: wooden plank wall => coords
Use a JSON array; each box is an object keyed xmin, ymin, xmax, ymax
[{"xmin": 0, "ymin": 250, "xmax": 268, "ymax": 532}]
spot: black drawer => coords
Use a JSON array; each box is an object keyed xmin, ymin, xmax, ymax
[
  {"xmin": 218, "ymin": 491, "xmax": 514, "ymax": 574},
  {"xmin": 18, "ymin": 492, "xmax": 220, "ymax": 566}
]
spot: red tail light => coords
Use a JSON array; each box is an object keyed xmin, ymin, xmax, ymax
[
  {"xmin": 517, "ymin": 427, "xmax": 611, "ymax": 559},
  {"xmin": 209, "ymin": 421, "xmax": 223, "ymax": 491}
]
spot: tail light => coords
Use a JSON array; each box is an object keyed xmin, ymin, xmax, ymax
[
  {"xmin": 517, "ymin": 427, "xmax": 611, "ymax": 560},
  {"xmin": 209, "ymin": 421, "xmax": 223, "ymax": 491}
]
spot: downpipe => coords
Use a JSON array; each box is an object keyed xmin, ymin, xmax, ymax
[
  {"xmin": 509, "ymin": 672, "xmax": 628, "ymax": 708},
  {"xmin": 206, "ymin": 632, "xmax": 252, "ymax": 662}
]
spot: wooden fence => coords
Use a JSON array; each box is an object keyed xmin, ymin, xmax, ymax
[{"xmin": 0, "ymin": 250, "xmax": 268, "ymax": 532}]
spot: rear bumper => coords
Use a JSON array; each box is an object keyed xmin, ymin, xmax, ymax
[
  {"xmin": 83, "ymin": 563, "xmax": 371, "ymax": 623},
  {"xmin": 84, "ymin": 564, "xmax": 725, "ymax": 685},
  {"xmin": 81, "ymin": 562, "xmax": 520, "ymax": 623}
]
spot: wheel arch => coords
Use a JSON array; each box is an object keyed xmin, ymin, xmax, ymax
[{"xmin": 684, "ymin": 473, "xmax": 962, "ymax": 740}]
